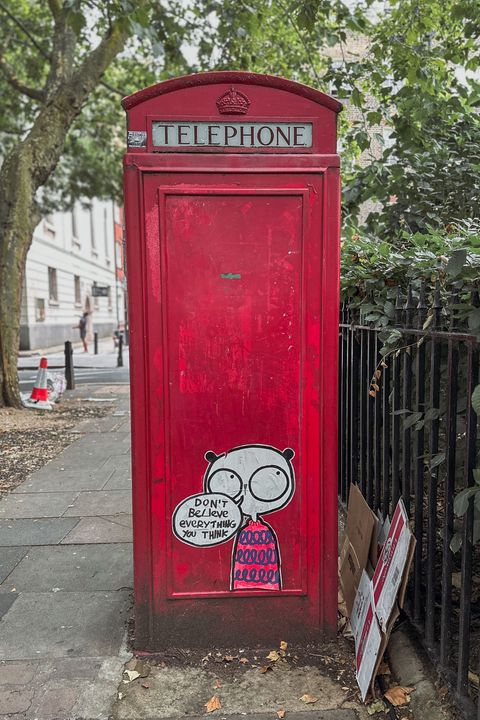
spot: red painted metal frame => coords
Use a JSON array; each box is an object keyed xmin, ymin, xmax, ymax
[{"xmin": 123, "ymin": 72, "xmax": 341, "ymax": 649}]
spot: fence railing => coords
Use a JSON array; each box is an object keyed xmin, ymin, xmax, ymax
[{"xmin": 338, "ymin": 285, "xmax": 480, "ymax": 717}]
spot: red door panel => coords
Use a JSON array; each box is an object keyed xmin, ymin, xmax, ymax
[{"xmin": 138, "ymin": 172, "xmax": 327, "ymax": 644}]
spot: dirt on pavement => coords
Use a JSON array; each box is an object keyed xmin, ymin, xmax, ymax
[{"xmin": 0, "ymin": 398, "xmax": 114, "ymax": 496}]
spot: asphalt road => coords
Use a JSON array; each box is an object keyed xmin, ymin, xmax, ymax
[{"xmin": 18, "ymin": 366, "xmax": 130, "ymax": 392}]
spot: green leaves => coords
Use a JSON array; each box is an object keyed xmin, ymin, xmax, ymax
[
  {"xmin": 446, "ymin": 249, "xmax": 468, "ymax": 277},
  {"xmin": 472, "ymin": 385, "xmax": 480, "ymax": 416}
]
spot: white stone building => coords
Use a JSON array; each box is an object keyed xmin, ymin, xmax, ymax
[{"xmin": 20, "ymin": 199, "xmax": 126, "ymax": 351}]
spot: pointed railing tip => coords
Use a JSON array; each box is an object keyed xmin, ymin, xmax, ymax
[
  {"xmin": 395, "ymin": 286, "xmax": 403, "ymax": 308},
  {"xmin": 418, "ymin": 282, "xmax": 428, "ymax": 309},
  {"xmin": 405, "ymin": 285, "xmax": 415, "ymax": 309},
  {"xmin": 433, "ymin": 281, "xmax": 442, "ymax": 309}
]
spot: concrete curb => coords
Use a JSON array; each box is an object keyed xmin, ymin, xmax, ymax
[{"xmin": 388, "ymin": 623, "xmax": 452, "ymax": 719}]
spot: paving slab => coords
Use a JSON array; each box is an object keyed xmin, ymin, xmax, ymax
[
  {"xmin": 104, "ymin": 514, "xmax": 132, "ymax": 529},
  {"xmin": 0, "ymin": 546, "xmax": 29, "ymax": 583},
  {"xmin": 0, "ymin": 686, "xmax": 35, "ymax": 714},
  {"xmin": 0, "ymin": 591, "xmax": 130, "ymax": 659},
  {"xmin": 63, "ymin": 490, "xmax": 132, "ymax": 517},
  {"xmin": 72, "ymin": 416, "xmax": 129, "ymax": 433},
  {"xmin": 103, "ymin": 469, "xmax": 132, "ymax": 490},
  {"xmin": 0, "ymin": 543, "xmax": 132, "ymax": 592},
  {"xmin": 112, "ymin": 666, "xmax": 365, "ymax": 720},
  {"xmin": 0, "ymin": 661, "xmax": 38, "ymax": 685},
  {"xmin": 0, "ymin": 592, "xmax": 18, "ymax": 618},
  {"xmin": 61, "ymin": 516, "xmax": 132, "ymax": 544},
  {"xmin": 31, "ymin": 682, "xmax": 85, "ymax": 719},
  {"xmin": 45, "ymin": 452, "xmax": 110, "ymax": 472},
  {"xmin": 0, "ymin": 518, "xmax": 78, "ymax": 546},
  {"xmin": 101, "ymin": 455, "xmax": 132, "ymax": 472},
  {"xmin": 35, "ymin": 657, "xmax": 103, "ymax": 683},
  {"xmin": 71, "ymin": 433, "xmax": 131, "ymax": 454},
  {"xmin": 0, "ymin": 491, "xmax": 78, "ymax": 519},
  {"xmin": 142, "ymin": 714, "xmax": 359, "ymax": 720},
  {"xmin": 13, "ymin": 467, "xmax": 114, "ymax": 493}
]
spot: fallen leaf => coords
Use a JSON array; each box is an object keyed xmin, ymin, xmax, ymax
[
  {"xmin": 468, "ymin": 671, "xmax": 480, "ymax": 687},
  {"xmin": 205, "ymin": 696, "xmax": 222, "ymax": 713},
  {"xmin": 141, "ymin": 683, "xmax": 149, "ymax": 689},
  {"xmin": 367, "ymin": 699, "xmax": 386, "ymax": 715},
  {"xmin": 280, "ymin": 640, "xmax": 288, "ymax": 651},
  {"xmin": 267, "ymin": 650, "xmax": 280, "ymax": 662},
  {"xmin": 377, "ymin": 661, "xmax": 391, "ymax": 676},
  {"xmin": 123, "ymin": 670, "xmax": 140, "ymax": 683},
  {"xmin": 384, "ymin": 686, "xmax": 415, "ymax": 706},
  {"xmin": 215, "ymin": 680, "xmax": 222, "ymax": 689},
  {"xmin": 239, "ymin": 657, "xmax": 249, "ymax": 664},
  {"xmin": 259, "ymin": 665, "xmax": 272, "ymax": 673},
  {"xmin": 224, "ymin": 655, "xmax": 238, "ymax": 662},
  {"xmin": 300, "ymin": 694, "xmax": 318, "ymax": 704},
  {"xmin": 277, "ymin": 710, "xmax": 286, "ymax": 718}
]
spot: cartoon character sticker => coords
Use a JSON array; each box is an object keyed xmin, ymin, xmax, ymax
[{"xmin": 172, "ymin": 444, "xmax": 295, "ymax": 591}]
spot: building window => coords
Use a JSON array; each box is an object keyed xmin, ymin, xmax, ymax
[
  {"xmin": 107, "ymin": 285, "xmax": 112, "ymax": 311},
  {"xmin": 90, "ymin": 207, "xmax": 97, "ymax": 254},
  {"xmin": 104, "ymin": 207, "xmax": 110, "ymax": 263},
  {"xmin": 35, "ymin": 298, "xmax": 45, "ymax": 322},
  {"xmin": 74, "ymin": 275, "xmax": 81, "ymax": 306},
  {"xmin": 92, "ymin": 281, "xmax": 99, "ymax": 310},
  {"xmin": 71, "ymin": 204, "xmax": 79, "ymax": 239},
  {"xmin": 44, "ymin": 214, "xmax": 55, "ymax": 237},
  {"xmin": 48, "ymin": 267, "xmax": 58, "ymax": 303}
]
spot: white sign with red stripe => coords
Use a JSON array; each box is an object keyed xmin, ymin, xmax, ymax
[
  {"xmin": 372, "ymin": 498, "xmax": 411, "ymax": 631},
  {"xmin": 353, "ymin": 571, "xmax": 382, "ymax": 701}
]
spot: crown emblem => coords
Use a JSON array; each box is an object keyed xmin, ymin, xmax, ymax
[{"xmin": 216, "ymin": 87, "xmax": 250, "ymax": 115}]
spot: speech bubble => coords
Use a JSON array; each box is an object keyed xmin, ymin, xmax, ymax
[{"xmin": 172, "ymin": 492, "xmax": 242, "ymax": 547}]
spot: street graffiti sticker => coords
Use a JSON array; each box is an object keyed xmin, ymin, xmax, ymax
[{"xmin": 172, "ymin": 444, "xmax": 295, "ymax": 591}]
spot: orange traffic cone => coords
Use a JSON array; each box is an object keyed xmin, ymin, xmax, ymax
[{"xmin": 30, "ymin": 357, "xmax": 49, "ymax": 402}]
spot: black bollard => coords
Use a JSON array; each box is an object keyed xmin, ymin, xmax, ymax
[
  {"xmin": 117, "ymin": 334, "xmax": 123, "ymax": 368},
  {"xmin": 94, "ymin": 331, "xmax": 98, "ymax": 355},
  {"xmin": 64, "ymin": 341, "xmax": 75, "ymax": 389}
]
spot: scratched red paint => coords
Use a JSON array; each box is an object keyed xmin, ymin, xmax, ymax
[{"xmin": 122, "ymin": 71, "xmax": 341, "ymax": 649}]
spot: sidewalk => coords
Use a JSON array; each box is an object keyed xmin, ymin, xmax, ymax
[
  {"xmin": 0, "ymin": 386, "xmax": 433, "ymax": 720},
  {"xmin": 17, "ymin": 338, "xmax": 129, "ymax": 371},
  {"xmin": 0, "ymin": 385, "xmax": 133, "ymax": 719}
]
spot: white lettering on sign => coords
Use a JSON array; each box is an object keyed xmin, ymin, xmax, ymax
[
  {"xmin": 151, "ymin": 121, "xmax": 313, "ymax": 149},
  {"xmin": 172, "ymin": 493, "xmax": 242, "ymax": 547}
]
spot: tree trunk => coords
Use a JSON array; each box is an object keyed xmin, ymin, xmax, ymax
[
  {"xmin": 0, "ymin": 144, "xmax": 40, "ymax": 407},
  {"xmin": 0, "ymin": 23, "xmax": 127, "ymax": 407}
]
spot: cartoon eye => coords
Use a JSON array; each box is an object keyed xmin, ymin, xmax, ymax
[
  {"xmin": 249, "ymin": 465, "xmax": 289, "ymax": 502},
  {"xmin": 207, "ymin": 469, "xmax": 242, "ymax": 498}
]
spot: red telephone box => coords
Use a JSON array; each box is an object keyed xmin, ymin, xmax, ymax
[{"xmin": 122, "ymin": 72, "xmax": 341, "ymax": 649}]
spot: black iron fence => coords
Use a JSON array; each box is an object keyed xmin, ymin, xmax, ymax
[{"xmin": 339, "ymin": 286, "xmax": 480, "ymax": 717}]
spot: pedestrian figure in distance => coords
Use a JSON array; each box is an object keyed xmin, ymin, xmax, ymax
[{"xmin": 74, "ymin": 312, "xmax": 89, "ymax": 353}]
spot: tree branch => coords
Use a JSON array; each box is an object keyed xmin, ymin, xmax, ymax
[
  {"xmin": 47, "ymin": 0, "xmax": 62, "ymax": 21},
  {"xmin": 100, "ymin": 79, "xmax": 125, "ymax": 97},
  {"xmin": 0, "ymin": 55, "xmax": 45, "ymax": 101},
  {"xmin": 73, "ymin": 21, "xmax": 129, "ymax": 94},
  {"xmin": 0, "ymin": 1, "xmax": 51, "ymax": 60}
]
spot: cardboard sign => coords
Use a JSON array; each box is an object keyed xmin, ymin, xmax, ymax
[
  {"xmin": 352, "ymin": 572, "xmax": 382, "ymax": 701},
  {"xmin": 340, "ymin": 485, "xmax": 379, "ymax": 616},
  {"xmin": 372, "ymin": 499, "xmax": 411, "ymax": 631},
  {"xmin": 343, "ymin": 490, "xmax": 416, "ymax": 701}
]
